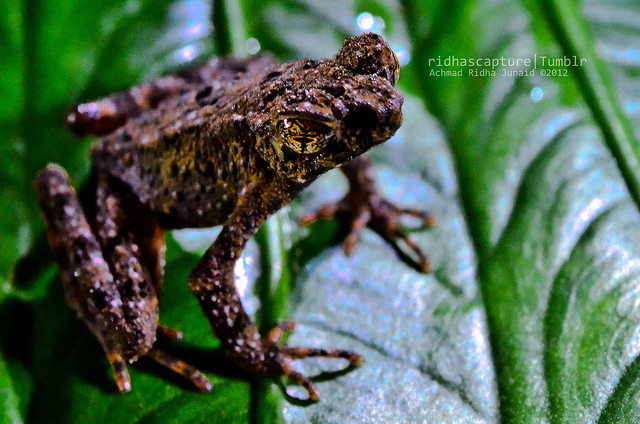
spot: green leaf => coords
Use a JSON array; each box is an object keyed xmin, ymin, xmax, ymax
[
  {"xmin": 0, "ymin": 301, "xmax": 34, "ymax": 424},
  {"xmin": 0, "ymin": 352, "xmax": 23, "ymax": 424},
  {"xmin": 400, "ymin": 0, "xmax": 640, "ymax": 421},
  {"xmin": 4, "ymin": 0, "xmax": 640, "ymax": 422},
  {"xmin": 0, "ymin": 0, "xmax": 26, "ymax": 303}
]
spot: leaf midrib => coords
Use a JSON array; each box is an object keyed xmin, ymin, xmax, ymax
[
  {"xmin": 532, "ymin": 1, "xmax": 640, "ymax": 421},
  {"xmin": 401, "ymin": 0, "xmax": 640, "ymax": 422},
  {"xmin": 541, "ymin": 0, "xmax": 640, "ymax": 209}
]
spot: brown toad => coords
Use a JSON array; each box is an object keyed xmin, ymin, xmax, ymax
[{"xmin": 36, "ymin": 33, "xmax": 434, "ymax": 401}]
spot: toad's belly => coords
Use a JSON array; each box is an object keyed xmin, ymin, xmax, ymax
[
  {"xmin": 141, "ymin": 179, "xmax": 240, "ymax": 229},
  {"xmin": 102, "ymin": 163, "xmax": 241, "ymax": 228}
]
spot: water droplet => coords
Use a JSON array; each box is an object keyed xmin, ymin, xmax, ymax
[
  {"xmin": 530, "ymin": 87, "xmax": 544, "ymax": 103},
  {"xmin": 175, "ymin": 44, "xmax": 197, "ymax": 62},
  {"xmin": 625, "ymin": 99, "xmax": 639, "ymax": 115},
  {"xmin": 246, "ymin": 37, "xmax": 261, "ymax": 55},
  {"xmin": 374, "ymin": 16, "xmax": 386, "ymax": 32},
  {"xmin": 181, "ymin": 22, "xmax": 206, "ymax": 39},
  {"xmin": 357, "ymin": 12, "xmax": 374, "ymax": 30},
  {"xmin": 393, "ymin": 47, "xmax": 410, "ymax": 66}
]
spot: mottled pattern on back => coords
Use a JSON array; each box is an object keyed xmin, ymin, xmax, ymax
[{"xmin": 91, "ymin": 57, "xmax": 276, "ymax": 226}]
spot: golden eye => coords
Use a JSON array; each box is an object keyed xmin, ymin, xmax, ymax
[
  {"xmin": 391, "ymin": 50, "xmax": 400, "ymax": 85},
  {"xmin": 276, "ymin": 117, "xmax": 335, "ymax": 154}
]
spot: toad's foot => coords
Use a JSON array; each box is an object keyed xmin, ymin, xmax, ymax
[
  {"xmin": 300, "ymin": 157, "xmax": 435, "ymax": 272},
  {"xmin": 148, "ymin": 325, "xmax": 213, "ymax": 392},
  {"xmin": 109, "ymin": 328, "xmax": 213, "ymax": 394},
  {"xmin": 257, "ymin": 321, "xmax": 362, "ymax": 402},
  {"xmin": 146, "ymin": 348, "xmax": 213, "ymax": 393}
]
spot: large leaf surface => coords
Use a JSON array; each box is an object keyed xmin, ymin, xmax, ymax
[{"xmin": 3, "ymin": 0, "xmax": 640, "ymax": 423}]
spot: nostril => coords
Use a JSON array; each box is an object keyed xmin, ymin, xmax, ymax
[{"xmin": 343, "ymin": 106, "xmax": 379, "ymax": 130}]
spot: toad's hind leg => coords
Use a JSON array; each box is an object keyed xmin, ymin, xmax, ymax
[
  {"xmin": 36, "ymin": 165, "xmax": 133, "ymax": 392},
  {"xmin": 66, "ymin": 56, "xmax": 278, "ymax": 137},
  {"xmin": 65, "ymin": 75, "xmax": 193, "ymax": 136},
  {"xmin": 105, "ymin": 176, "xmax": 185, "ymax": 345},
  {"xmin": 94, "ymin": 172, "xmax": 161, "ymax": 363},
  {"xmin": 37, "ymin": 165, "xmax": 211, "ymax": 393},
  {"xmin": 94, "ymin": 172, "xmax": 212, "ymax": 392}
]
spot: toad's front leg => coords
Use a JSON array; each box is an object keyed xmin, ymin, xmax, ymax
[
  {"xmin": 301, "ymin": 156, "xmax": 436, "ymax": 272},
  {"xmin": 189, "ymin": 179, "xmax": 361, "ymax": 401}
]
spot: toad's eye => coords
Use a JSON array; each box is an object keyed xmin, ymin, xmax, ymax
[
  {"xmin": 275, "ymin": 117, "xmax": 335, "ymax": 154},
  {"xmin": 391, "ymin": 50, "xmax": 400, "ymax": 85}
]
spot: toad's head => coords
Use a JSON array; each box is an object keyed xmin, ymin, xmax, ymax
[{"xmin": 248, "ymin": 33, "xmax": 403, "ymax": 184}]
